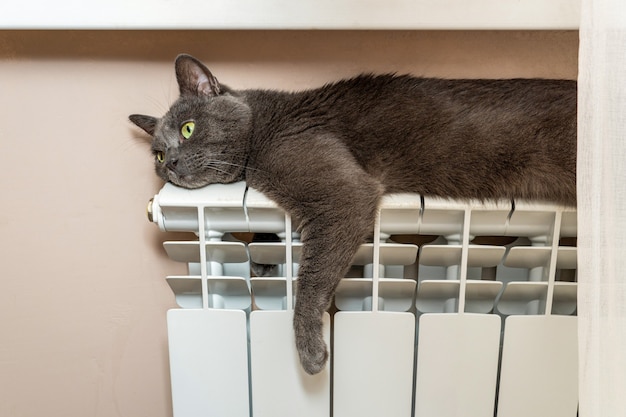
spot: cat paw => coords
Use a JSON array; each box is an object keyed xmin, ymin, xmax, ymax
[
  {"xmin": 293, "ymin": 310, "xmax": 328, "ymax": 375},
  {"xmin": 297, "ymin": 337, "xmax": 328, "ymax": 375}
]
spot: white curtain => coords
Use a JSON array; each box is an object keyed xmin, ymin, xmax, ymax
[{"xmin": 578, "ymin": 0, "xmax": 626, "ymax": 415}]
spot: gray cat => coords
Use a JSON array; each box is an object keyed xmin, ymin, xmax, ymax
[{"xmin": 130, "ymin": 54, "xmax": 576, "ymax": 375}]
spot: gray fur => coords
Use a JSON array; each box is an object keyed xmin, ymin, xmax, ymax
[{"xmin": 130, "ymin": 54, "xmax": 576, "ymax": 375}]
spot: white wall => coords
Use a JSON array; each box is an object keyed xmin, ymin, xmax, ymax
[{"xmin": 0, "ymin": 0, "xmax": 579, "ymax": 29}]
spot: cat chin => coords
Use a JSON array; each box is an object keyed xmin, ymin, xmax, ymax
[
  {"xmin": 171, "ymin": 174, "xmax": 230, "ymax": 190},
  {"xmin": 165, "ymin": 172, "xmax": 201, "ymax": 189},
  {"xmin": 169, "ymin": 177, "xmax": 208, "ymax": 190}
]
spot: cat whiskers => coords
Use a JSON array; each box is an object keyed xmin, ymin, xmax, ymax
[
  {"xmin": 204, "ymin": 161, "xmax": 233, "ymax": 176},
  {"xmin": 204, "ymin": 160, "xmax": 265, "ymax": 174}
]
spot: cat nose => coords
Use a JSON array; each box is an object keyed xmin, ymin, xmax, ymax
[{"xmin": 166, "ymin": 159, "xmax": 178, "ymax": 171}]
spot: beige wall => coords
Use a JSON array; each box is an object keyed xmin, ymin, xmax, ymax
[{"xmin": 0, "ymin": 30, "xmax": 577, "ymax": 417}]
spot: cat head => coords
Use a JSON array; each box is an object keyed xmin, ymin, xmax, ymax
[{"xmin": 130, "ymin": 54, "xmax": 252, "ymax": 189}]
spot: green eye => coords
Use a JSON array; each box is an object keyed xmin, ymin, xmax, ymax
[
  {"xmin": 181, "ymin": 121, "xmax": 195, "ymax": 139},
  {"xmin": 156, "ymin": 151, "xmax": 165, "ymax": 163}
]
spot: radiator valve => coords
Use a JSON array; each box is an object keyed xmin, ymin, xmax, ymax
[{"xmin": 147, "ymin": 198, "xmax": 154, "ymax": 223}]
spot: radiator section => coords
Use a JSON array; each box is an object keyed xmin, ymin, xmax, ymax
[{"xmin": 148, "ymin": 181, "xmax": 578, "ymax": 417}]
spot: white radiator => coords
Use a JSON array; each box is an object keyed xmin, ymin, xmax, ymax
[{"xmin": 147, "ymin": 182, "xmax": 578, "ymax": 417}]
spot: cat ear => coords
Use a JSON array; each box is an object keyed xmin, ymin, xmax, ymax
[
  {"xmin": 175, "ymin": 54, "xmax": 221, "ymax": 97},
  {"xmin": 129, "ymin": 114, "xmax": 158, "ymax": 136}
]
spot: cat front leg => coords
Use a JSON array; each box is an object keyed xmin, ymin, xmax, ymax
[
  {"xmin": 291, "ymin": 185, "xmax": 381, "ymax": 375},
  {"xmin": 247, "ymin": 134, "xmax": 384, "ymax": 374}
]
